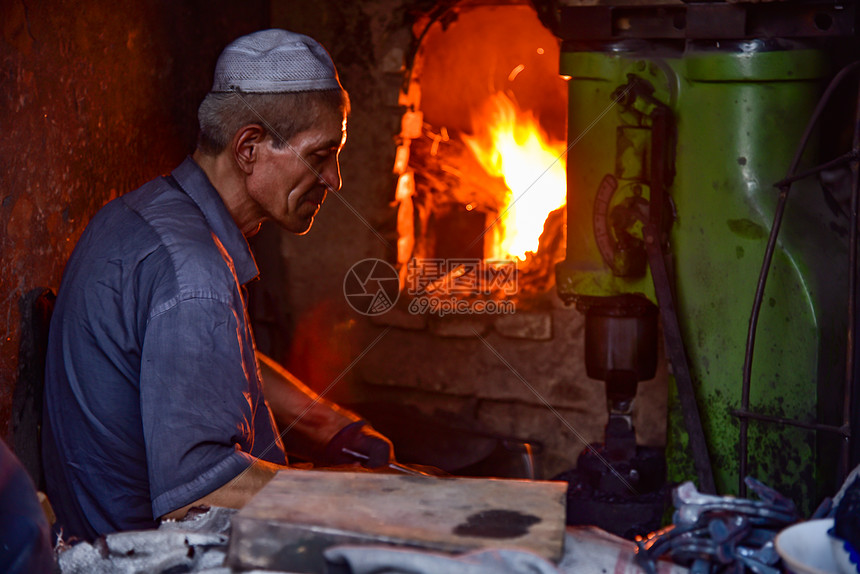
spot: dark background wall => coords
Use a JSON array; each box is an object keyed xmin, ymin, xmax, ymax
[{"xmin": 0, "ymin": 0, "xmax": 269, "ymax": 449}]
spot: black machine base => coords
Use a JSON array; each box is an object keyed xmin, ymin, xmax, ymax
[{"xmin": 555, "ymin": 445, "xmax": 670, "ymax": 539}]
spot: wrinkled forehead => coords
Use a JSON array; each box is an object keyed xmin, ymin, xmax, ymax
[
  {"xmin": 285, "ymin": 108, "xmax": 347, "ymax": 150},
  {"xmin": 314, "ymin": 107, "xmax": 348, "ymax": 146}
]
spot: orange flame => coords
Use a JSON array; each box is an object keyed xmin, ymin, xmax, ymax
[{"xmin": 463, "ymin": 92, "xmax": 566, "ymax": 261}]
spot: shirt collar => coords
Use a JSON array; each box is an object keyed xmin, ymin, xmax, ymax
[{"xmin": 170, "ymin": 156, "xmax": 260, "ymax": 284}]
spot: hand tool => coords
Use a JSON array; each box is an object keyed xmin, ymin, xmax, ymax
[{"xmin": 341, "ymin": 447, "xmax": 437, "ymax": 477}]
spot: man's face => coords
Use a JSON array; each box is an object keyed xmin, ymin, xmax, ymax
[{"xmin": 245, "ymin": 108, "xmax": 347, "ymax": 235}]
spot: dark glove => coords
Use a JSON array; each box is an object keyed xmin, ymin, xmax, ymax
[{"xmin": 321, "ymin": 421, "xmax": 394, "ymax": 468}]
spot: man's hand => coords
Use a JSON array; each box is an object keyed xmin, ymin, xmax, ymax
[
  {"xmin": 257, "ymin": 353, "xmax": 360, "ymax": 446},
  {"xmin": 256, "ymin": 353, "xmax": 395, "ymax": 466},
  {"xmin": 320, "ymin": 421, "xmax": 394, "ymax": 468}
]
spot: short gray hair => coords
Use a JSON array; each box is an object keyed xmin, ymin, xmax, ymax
[{"xmin": 196, "ymin": 89, "xmax": 350, "ymax": 155}]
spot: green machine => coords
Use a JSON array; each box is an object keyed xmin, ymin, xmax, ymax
[{"xmin": 537, "ymin": 1, "xmax": 858, "ymax": 524}]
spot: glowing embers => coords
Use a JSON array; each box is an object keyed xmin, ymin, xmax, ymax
[
  {"xmin": 462, "ymin": 92, "xmax": 567, "ymax": 262},
  {"xmin": 405, "ymin": 93, "xmax": 567, "ymax": 302}
]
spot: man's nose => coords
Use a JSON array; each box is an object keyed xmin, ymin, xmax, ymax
[{"xmin": 320, "ymin": 158, "xmax": 342, "ymax": 192}]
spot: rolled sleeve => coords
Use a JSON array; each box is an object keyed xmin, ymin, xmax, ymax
[
  {"xmin": 151, "ymin": 450, "xmax": 254, "ymax": 519},
  {"xmin": 141, "ymin": 296, "xmax": 271, "ymax": 518}
]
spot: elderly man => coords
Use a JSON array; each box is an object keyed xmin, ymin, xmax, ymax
[{"xmin": 42, "ymin": 29, "xmax": 393, "ymax": 542}]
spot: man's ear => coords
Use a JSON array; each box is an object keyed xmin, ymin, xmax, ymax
[{"xmin": 232, "ymin": 124, "xmax": 267, "ymax": 175}]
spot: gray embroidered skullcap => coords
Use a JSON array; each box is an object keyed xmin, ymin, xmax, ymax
[{"xmin": 211, "ymin": 29, "xmax": 342, "ymax": 93}]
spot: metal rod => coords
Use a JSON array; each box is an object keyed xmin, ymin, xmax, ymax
[
  {"xmin": 842, "ymin": 75, "xmax": 860, "ymax": 484},
  {"xmin": 739, "ymin": 186, "xmax": 789, "ymax": 498},
  {"xmin": 731, "ymin": 409, "xmax": 849, "ymax": 435},
  {"xmin": 645, "ymin": 104, "xmax": 716, "ymax": 494},
  {"xmin": 773, "ymin": 150, "xmax": 859, "ymax": 189},
  {"xmin": 341, "ymin": 447, "xmax": 436, "ymax": 477}
]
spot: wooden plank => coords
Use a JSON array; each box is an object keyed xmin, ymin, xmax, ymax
[{"xmin": 227, "ymin": 470, "xmax": 567, "ymax": 572}]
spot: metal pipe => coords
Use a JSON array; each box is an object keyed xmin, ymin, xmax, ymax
[
  {"xmin": 773, "ymin": 150, "xmax": 859, "ymax": 190},
  {"xmin": 842, "ymin": 75, "xmax": 860, "ymax": 483},
  {"xmin": 731, "ymin": 409, "xmax": 849, "ymax": 435},
  {"xmin": 341, "ymin": 448, "xmax": 437, "ymax": 477}
]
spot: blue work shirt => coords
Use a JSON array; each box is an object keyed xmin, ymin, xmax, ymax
[{"xmin": 43, "ymin": 157, "xmax": 287, "ymax": 541}]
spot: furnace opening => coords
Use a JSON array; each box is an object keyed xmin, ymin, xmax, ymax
[{"xmin": 394, "ymin": 1, "xmax": 569, "ymax": 304}]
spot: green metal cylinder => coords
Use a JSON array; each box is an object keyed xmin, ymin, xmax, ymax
[{"xmin": 557, "ymin": 40, "xmax": 847, "ymax": 513}]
